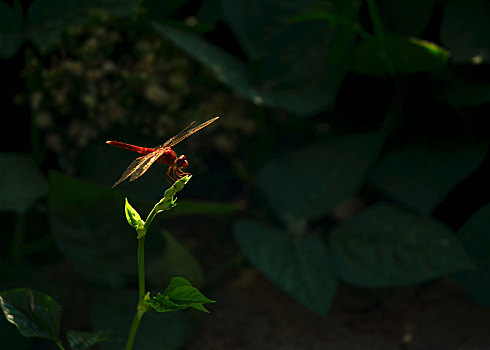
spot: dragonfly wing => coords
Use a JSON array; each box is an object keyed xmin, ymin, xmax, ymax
[
  {"xmin": 161, "ymin": 121, "xmax": 195, "ymax": 148},
  {"xmin": 112, "ymin": 150, "xmax": 163, "ymax": 188},
  {"xmin": 128, "ymin": 151, "xmax": 163, "ymax": 182},
  {"xmin": 161, "ymin": 117, "xmax": 219, "ymax": 149}
]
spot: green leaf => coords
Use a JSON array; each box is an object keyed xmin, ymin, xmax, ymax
[
  {"xmin": 49, "ymin": 171, "xmax": 140, "ymax": 286},
  {"xmin": 0, "ymin": 1, "xmax": 23, "ymax": 59},
  {"xmin": 329, "ymin": 203, "xmax": 476, "ymax": 287},
  {"xmin": 147, "ymin": 277, "xmax": 214, "ymax": 313},
  {"xmin": 235, "ymin": 220, "xmax": 338, "ymax": 315},
  {"xmin": 147, "ymin": 232, "xmax": 204, "ymax": 288},
  {"xmin": 0, "ymin": 288, "xmax": 61, "ymax": 341},
  {"xmin": 222, "ymin": 0, "xmax": 327, "ymax": 60},
  {"xmin": 441, "ymin": 0, "xmax": 490, "ymax": 64},
  {"xmin": 378, "ymin": 0, "xmax": 436, "ymax": 36},
  {"xmin": 67, "ymin": 329, "xmax": 110, "ymax": 350},
  {"xmin": 370, "ymin": 140, "xmax": 488, "ymax": 214},
  {"xmin": 125, "ymin": 198, "xmax": 143, "ymax": 230},
  {"xmin": 257, "ymin": 133, "xmax": 384, "ymax": 222},
  {"xmin": 0, "ymin": 315, "xmax": 32, "ymax": 350},
  {"xmin": 349, "ymin": 34, "xmax": 450, "ymax": 76},
  {"xmin": 92, "ymin": 291, "xmax": 188, "ymax": 350},
  {"xmin": 153, "ymin": 23, "xmax": 256, "ymax": 101},
  {"xmin": 256, "ymin": 22, "xmax": 349, "ymax": 115},
  {"xmin": 453, "ymin": 203, "xmax": 490, "ymax": 307},
  {"xmin": 0, "ymin": 153, "xmax": 48, "ymax": 213}
]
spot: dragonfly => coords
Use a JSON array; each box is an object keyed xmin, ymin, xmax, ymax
[{"xmin": 106, "ymin": 117, "xmax": 219, "ymax": 188}]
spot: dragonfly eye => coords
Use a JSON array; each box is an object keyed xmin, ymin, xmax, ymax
[{"xmin": 175, "ymin": 155, "xmax": 188, "ymax": 169}]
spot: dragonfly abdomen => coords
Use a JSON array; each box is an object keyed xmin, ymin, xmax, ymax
[{"xmin": 106, "ymin": 141, "xmax": 155, "ymax": 155}]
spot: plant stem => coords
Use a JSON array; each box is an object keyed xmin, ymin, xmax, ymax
[
  {"xmin": 54, "ymin": 340, "xmax": 66, "ymax": 350},
  {"xmin": 124, "ymin": 308, "xmax": 145, "ymax": 350},
  {"xmin": 137, "ymin": 236, "xmax": 146, "ymax": 300},
  {"xmin": 124, "ymin": 235, "xmax": 147, "ymax": 350}
]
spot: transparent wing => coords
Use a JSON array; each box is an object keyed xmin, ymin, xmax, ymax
[
  {"xmin": 112, "ymin": 149, "xmax": 164, "ymax": 188},
  {"xmin": 160, "ymin": 117, "xmax": 219, "ymax": 149}
]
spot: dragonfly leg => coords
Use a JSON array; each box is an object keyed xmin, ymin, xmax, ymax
[{"xmin": 165, "ymin": 166, "xmax": 174, "ymax": 184}]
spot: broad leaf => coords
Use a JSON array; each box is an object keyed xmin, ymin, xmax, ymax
[
  {"xmin": 370, "ymin": 140, "xmax": 488, "ymax": 213},
  {"xmin": 235, "ymin": 220, "xmax": 337, "ymax": 315},
  {"xmin": 329, "ymin": 203, "xmax": 476, "ymax": 287},
  {"xmin": 257, "ymin": 133, "xmax": 384, "ymax": 223},
  {"xmin": 67, "ymin": 329, "xmax": 110, "ymax": 350},
  {"xmin": 147, "ymin": 232, "xmax": 204, "ymax": 288},
  {"xmin": 48, "ymin": 171, "xmax": 163, "ymax": 287},
  {"xmin": 153, "ymin": 23, "xmax": 256, "ymax": 101},
  {"xmin": 349, "ymin": 34, "xmax": 450, "ymax": 76},
  {"xmin": 0, "ymin": 288, "xmax": 61, "ymax": 341},
  {"xmin": 441, "ymin": 0, "xmax": 490, "ymax": 64},
  {"xmin": 0, "ymin": 153, "xmax": 48, "ymax": 213},
  {"xmin": 222, "ymin": 0, "xmax": 335, "ymax": 60},
  {"xmin": 256, "ymin": 22, "xmax": 349, "ymax": 115},
  {"xmin": 92, "ymin": 291, "xmax": 188, "ymax": 350},
  {"xmin": 0, "ymin": 2, "xmax": 23, "ymax": 59},
  {"xmin": 453, "ymin": 203, "xmax": 490, "ymax": 307},
  {"xmin": 147, "ymin": 277, "xmax": 214, "ymax": 313}
]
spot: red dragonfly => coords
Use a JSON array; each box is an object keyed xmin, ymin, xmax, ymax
[{"xmin": 107, "ymin": 117, "xmax": 219, "ymax": 188}]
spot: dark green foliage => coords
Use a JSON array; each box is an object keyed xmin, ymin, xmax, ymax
[
  {"xmin": 235, "ymin": 220, "xmax": 337, "ymax": 315},
  {"xmin": 371, "ymin": 140, "xmax": 488, "ymax": 213},
  {"xmin": 257, "ymin": 133, "xmax": 384, "ymax": 222},
  {"xmin": 329, "ymin": 203, "xmax": 475, "ymax": 287},
  {"xmin": 67, "ymin": 329, "xmax": 110, "ymax": 350},
  {"xmin": 453, "ymin": 203, "xmax": 490, "ymax": 306},
  {"xmin": 0, "ymin": 153, "xmax": 48, "ymax": 213}
]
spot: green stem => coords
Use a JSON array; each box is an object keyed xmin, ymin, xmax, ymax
[
  {"xmin": 137, "ymin": 236, "xmax": 146, "ymax": 300},
  {"xmin": 55, "ymin": 340, "xmax": 66, "ymax": 350},
  {"xmin": 124, "ymin": 235, "xmax": 147, "ymax": 350},
  {"xmin": 10, "ymin": 212, "xmax": 26, "ymax": 261},
  {"xmin": 124, "ymin": 308, "xmax": 145, "ymax": 350}
]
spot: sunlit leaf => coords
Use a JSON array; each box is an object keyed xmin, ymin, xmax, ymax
[
  {"xmin": 147, "ymin": 277, "xmax": 214, "ymax": 313},
  {"xmin": 0, "ymin": 288, "xmax": 61, "ymax": 341},
  {"xmin": 453, "ymin": 203, "xmax": 490, "ymax": 307},
  {"xmin": 329, "ymin": 203, "xmax": 476, "ymax": 287},
  {"xmin": 370, "ymin": 140, "xmax": 488, "ymax": 213},
  {"xmin": 235, "ymin": 220, "xmax": 338, "ymax": 315},
  {"xmin": 0, "ymin": 153, "xmax": 48, "ymax": 213},
  {"xmin": 258, "ymin": 133, "xmax": 383, "ymax": 222},
  {"xmin": 350, "ymin": 34, "xmax": 450, "ymax": 76}
]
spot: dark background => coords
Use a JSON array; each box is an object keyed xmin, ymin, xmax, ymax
[{"xmin": 1, "ymin": 0, "xmax": 489, "ymax": 349}]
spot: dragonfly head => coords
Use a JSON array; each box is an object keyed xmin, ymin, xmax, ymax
[{"xmin": 175, "ymin": 155, "xmax": 188, "ymax": 169}]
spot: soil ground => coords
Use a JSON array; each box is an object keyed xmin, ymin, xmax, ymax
[{"xmin": 184, "ymin": 269, "xmax": 490, "ymax": 350}]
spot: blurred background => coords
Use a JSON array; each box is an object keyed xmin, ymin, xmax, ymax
[{"xmin": 1, "ymin": 0, "xmax": 489, "ymax": 349}]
